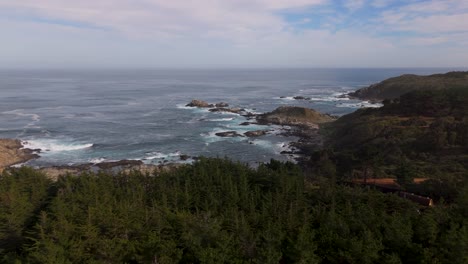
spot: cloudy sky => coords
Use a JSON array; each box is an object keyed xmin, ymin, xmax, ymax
[{"xmin": 1, "ymin": 0, "xmax": 467, "ymax": 68}]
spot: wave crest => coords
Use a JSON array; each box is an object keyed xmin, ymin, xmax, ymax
[{"xmin": 22, "ymin": 139, "xmax": 94, "ymax": 152}]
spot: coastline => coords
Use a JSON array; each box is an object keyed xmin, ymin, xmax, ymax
[
  {"xmin": 0, "ymin": 138, "xmax": 184, "ymax": 180},
  {"xmin": 0, "ymin": 139, "xmax": 39, "ymax": 173},
  {"xmin": 0, "ymin": 102, "xmax": 334, "ymax": 178}
]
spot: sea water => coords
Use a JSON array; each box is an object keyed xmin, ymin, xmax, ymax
[{"xmin": 0, "ymin": 68, "xmax": 457, "ymax": 166}]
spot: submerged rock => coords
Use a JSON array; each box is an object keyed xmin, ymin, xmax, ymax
[
  {"xmin": 293, "ymin": 96, "xmax": 311, "ymax": 100},
  {"xmin": 239, "ymin": 122, "xmax": 253, "ymax": 126},
  {"xmin": 209, "ymin": 107, "xmax": 245, "ymax": 114},
  {"xmin": 215, "ymin": 131, "xmax": 244, "ymax": 137}
]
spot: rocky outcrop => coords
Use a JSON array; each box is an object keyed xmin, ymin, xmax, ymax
[
  {"xmin": 0, "ymin": 139, "xmax": 38, "ymax": 172},
  {"xmin": 244, "ymin": 130, "xmax": 269, "ymax": 137},
  {"xmin": 215, "ymin": 131, "xmax": 243, "ymax": 137},
  {"xmin": 348, "ymin": 71, "xmax": 468, "ymax": 101},
  {"xmin": 257, "ymin": 106, "xmax": 335, "ymax": 128},
  {"xmin": 179, "ymin": 154, "xmax": 190, "ymax": 161},
  {"xmin": 95, "ymin": 159, "xmax": 144, "ymax": 169},
  {"xmin": 186, "ymin": 100, "xmax": 214, "ymax": 108},
  {"xmin": 215, "ymin": 102, "xmax": 229, "ymax": 108},
  {"xmin": 185, "ymin": 99, "xmax": 255, "ymax": 117}
]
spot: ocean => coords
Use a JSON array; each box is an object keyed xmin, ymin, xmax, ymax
[{"xmin": 0, "ymin": 68, "xmax": 457, "ymax": 167}]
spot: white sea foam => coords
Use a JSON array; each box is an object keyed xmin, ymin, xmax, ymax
[
  {"xmin": 275, "ymin": 96, "xmax": 295, "ymax": 100},
  {"xmin": 144, "ymin": 151, "xmax": 181, "ymax": 161},
  {"xmin": 201, "ymin": 128, "xmax": 247, "ymax": 144},
  {"xmin": 176, "ymin": 104, "xmax": 211, "ymax": 113},
  {"xmin": 207, "ymin": 117, "xmax": 235, "ymax": 122},
  {"xmin": 218, "ymin": 111, "xmax": 240, "ymax": 116},
  {"xmin": 176, "ymin": 104, "xmax": 196, "ymax": 110},
  {"xmin": 243, "ymin": 108, "xmax": 262, "ymax": 115},
  {"xmin": 89, "ymin": 158, "xmax": 107, "ymax": 164},
  {"xmin": 250, "ymin": 140, "xmax": 292, "ymax": 154},
  {"xmin": 2, "ymin": 109, "xmax": 41, "ymax": 122},
  {"xmin": 308, "ymin": 96, "xmax": 350, "ymax": 102},
  {"xmin": 336, "ymin": 101, "xmax": 383, "ymax": 109},
  {"xmin": 276, "ymin": 94, "xmax": 350, "ymax": 102},
  {"xmin": 22, "ymin": 139, "xmax": 94, "ymax": 153},
  {"xmin": 11, "ymin": 163, "xmax": 26, "ymax": 168}
]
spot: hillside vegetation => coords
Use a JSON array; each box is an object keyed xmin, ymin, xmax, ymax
[
  {"xmin": 310, "ymin": 87, "xmax": 468, "ymax": 201},
  {"xmin": 349, "ymin": 71, "xmax": 468, "ymax": 100}
]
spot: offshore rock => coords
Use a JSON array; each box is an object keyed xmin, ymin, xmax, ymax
[
  {"xmin": 244, "ymin": 130, "xmax": 269, "ymax": 137},
  {"xmin": 215, "ymin": 102, "xmax": 229, "ymax": 108},
  {"xmin": 186, "ymin": 99, "xmax": 214, "ymax": 108}
]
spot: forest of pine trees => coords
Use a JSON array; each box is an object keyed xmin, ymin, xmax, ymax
[{"xmin": 1, "ymin": 158, "xmax": 467, "ymax": 263}]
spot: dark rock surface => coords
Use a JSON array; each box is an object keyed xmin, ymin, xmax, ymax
[
  {"xmin": 180, "ymin": 154, "xmax": 190, "ymax": 161},
  {"xmin": 215, "ymin": 131, "xmax": 244, "ymax": 137},
  {"xmin": 215, "ymin": 102, "xmax": 229, "ymax": 108},
  {"xmin": 95, "ymin": 159, "xmax": 144, "ymax": 169},
  {"xmin": 293, "ymin": 96, "xmax": 311, "ymax": 100},
  {"xmin": 244, "ymin": 130, "xmax": 269, "ymax": 137},
  {"xmin": 239, "ymin": 122, "xmax": 254, "ymax": 126}
]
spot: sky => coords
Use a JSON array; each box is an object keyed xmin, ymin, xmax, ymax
[{"xmin": 1, "ymin": 0, "xmax": 468, "ymax": 68}]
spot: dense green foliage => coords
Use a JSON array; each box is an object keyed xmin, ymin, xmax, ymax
[
  {"xmin": 1, "ymin": 158, "xmax": 467, "ymax": 263},
  {"xmin": 314, "ymin": 88, "xmax": 468, "ymax": 201}
]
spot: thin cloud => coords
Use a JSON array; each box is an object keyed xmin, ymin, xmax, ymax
[
  {"xmin": 0, "ymin": 0, "xmax": 327, "ymax": 40},
  {"xmin": 1, "ymin": 0, "xmax": 467, "ymax": 68},
  {"xmin": 379, "ymin": 0, "xmax": 468, "ymax": 34}
]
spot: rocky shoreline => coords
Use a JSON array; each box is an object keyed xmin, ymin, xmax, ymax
[
  {"xmin": 0, "ymin": 100, "xmax": 335, "ymax": 178},
  {"xmin": 187, "ymin": 99, "xmax": 336, "ymax": 163},
  {"xmin": 0, "ymin": 139, "xmax": 39, "ymax": 173},
  {"xmin": 0, "ymin": 139, "xmax": 186, "ymax": 180}
]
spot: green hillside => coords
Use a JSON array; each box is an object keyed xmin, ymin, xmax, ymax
[
  {"xmin": 349, "ymin": 71, "xmax": 468, "ymax": 100},
  {"xmin": 310, "ymin": 87, "xmax": 468, "ymax": 201}
]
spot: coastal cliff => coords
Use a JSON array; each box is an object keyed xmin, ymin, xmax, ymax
[{"xmin": 349, "ymin": 71, "xmax": 468, "ymax": 101}]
